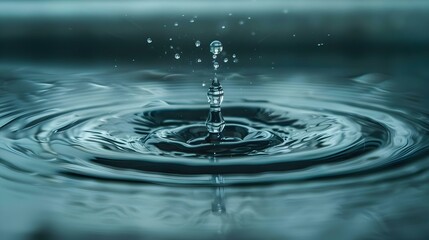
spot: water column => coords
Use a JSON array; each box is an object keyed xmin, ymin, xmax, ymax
[
  {"xmin": 205, "ymin": 41, "xmax": 227, "ymax": 215},
  {"xmin": 206, "ymin": 40, "xmax": 225, "ymax": 141}
]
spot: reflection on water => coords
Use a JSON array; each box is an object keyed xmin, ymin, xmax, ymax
[
  {"xmin": 1, "ymin": 0, "xmax": 429, "ymax": 238},
  {"xmin": 0, "ymin": 64, "xmax": 428, "ymax": 239}
]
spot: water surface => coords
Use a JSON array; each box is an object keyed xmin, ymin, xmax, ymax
[{"xmin": 0, "ymin": 63, "xmax": 429, "ymax": 239}]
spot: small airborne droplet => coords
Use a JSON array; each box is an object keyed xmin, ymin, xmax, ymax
[
  {"xmin": 197, "ymin": 58, "xmax": 202, "ymax": 63},
  {"xmin": 195, "ymin": 40, "xmax": 201, "ymax": 47},
  {"xmin": 210, "ymin": 40, "xmax": 223, "ymax": 72},
  {"xmin": 147, "ymin": 38, "xmax": 152, "ymax": 44},
  {"xmin": 190, "ymin": 19, "xmax": 195, "ymax": 23},
  {"xmin": 210, "ymin": 40, "xmax": 223, "ymax": 55},
  {"xmin": 224, "ymin": 58, "xmax": 228, "ymax": 63},
  {"xmin": 233, "ymin": 59, "xmax": 238, "ymax": 63},
  {"xmin": 232, "ymin": 54, "xmax": 236, "ymax": 58},
  {"xmin": 174, "ymin": 22, "xmax": 179, "ymax": 27},
  {"xmin": 221, "ymin": 26, "xmax": 226, "ymax": 29},
  {"xmin": 174, "ymin": 53, "xmax": 180, "ymax": 59}
]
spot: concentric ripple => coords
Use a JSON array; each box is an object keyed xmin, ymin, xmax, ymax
[{"xmin": 0, "ymin": 68, "xmax": 428, "ymax": 186}]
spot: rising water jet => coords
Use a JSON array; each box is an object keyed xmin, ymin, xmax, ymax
[{"xmin": 206, "ymin": 40, "xmax": 226, "ymax": 142}]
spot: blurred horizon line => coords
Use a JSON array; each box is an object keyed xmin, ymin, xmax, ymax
[{"xmin": 1, "ymin": 0, "xmax": 429, "ymax": 18}]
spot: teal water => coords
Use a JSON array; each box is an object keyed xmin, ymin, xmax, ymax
[
  {"xmin": 0, "ymin": 63, "xmax": 428, "ymax": 239},
  {"xmin": 1, "ymin": 1, "xmax": 429, "ymax": 238}
]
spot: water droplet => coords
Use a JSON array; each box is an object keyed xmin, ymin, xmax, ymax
[
  {"xmin": 170, "ymin": 45, "xmax": 174, "ymax": 49},
  {"xmin": 248, "ymin": 17, "xmax": 252, "ymax": 20},
  {"xmin": 147, "ymin": 38, "xmax": 152, "ymax": 44},
  {"xmin": 197, "ymin": 58, "xmax": 202, "ymax": 63},
  {"xmin": 210, "ymin": 40, "xmax": 223, "ymax": 55},
  {"xmin": 293, "ymin": 34, "xmax": 296, "ymax": 37},
  {"xmin": 206, "ymin": 42, "xmax": 227, "ymax": 137},
  {"xmin": 202, "ymin": 82, "xmax": 206, "ymax": 86},
  {"xmin": 283, "ymin": 9, "xmax": 289, "ymax": 14},
  {"xmin": 233, "ymin": 59, "xmax": 238, "ymax": 63},
  {"xmin": 221, "ymin": 26, "xmax": 226, "ymax": 29},
  {"xmin": 212, "ymin": 54, "xmax": 217, "ymax": 59},
  {"xmin": 190, "ymin": 19, "xmax": 195, "ymax": 23},
  {"xmin": 239, "ymin": 20, "xmax": 244, "ymax": 25},
  {"xmin": 228, "ymin": 13, "xmax": 232, "ymax": 16},
  {"xmin": 195, "ymin": 40, "xmax": 201, "ymax": 47},
  {"xmin": 174, "ymin": 22, "xmax": 179, "ymax": 27},
  {"xmin": 223, "ymin": 58, "xmax": 228, "ymax": 63},
  {"xmin": 174, "ymin": 53, "xmax": 180, "ymax": 59},
  {"xmin": 232, "ymin": 54, "xmax": 236, "ymax": 58},
  {"xmin": 169, "ymin": 38, "xmax": 173, "ymax": 41}
]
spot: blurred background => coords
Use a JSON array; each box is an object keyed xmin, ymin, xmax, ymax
[
  {"xmin": 1, "ymin": 0, "xmax": 429, "ymax": 71},
  {"xmin": 1, "ymin": 1, "xmax": 429, "ymax": 240}
]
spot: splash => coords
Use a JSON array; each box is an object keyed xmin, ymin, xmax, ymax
[{"xmin": 206, "ymin": 40, "xmax": 225, "ymax": 141}]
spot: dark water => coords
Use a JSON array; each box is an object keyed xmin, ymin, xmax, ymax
[
  {"xmin": 1, "ymin": 63, "xmax": 429, "ymax": 239},
  {"xmin": 1, "ymin": 1, "xmax": 429, "ymax": 239}
]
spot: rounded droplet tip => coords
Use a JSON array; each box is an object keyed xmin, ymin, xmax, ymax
[{"xmin": 210, "ymin": 40, "xmax": 223, "ymax": 55}]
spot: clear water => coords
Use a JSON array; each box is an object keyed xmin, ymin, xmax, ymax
[
  {"xmin": 205, "ymin": 40, "xmax": 226, "ymax": 136},
  {"xmin": 1, "ymin": 1, "xmax": 429, "ymax": 238},
  {"xmin": 1, "ymin": 63, "xmax": 429, "ymax": 239}
]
